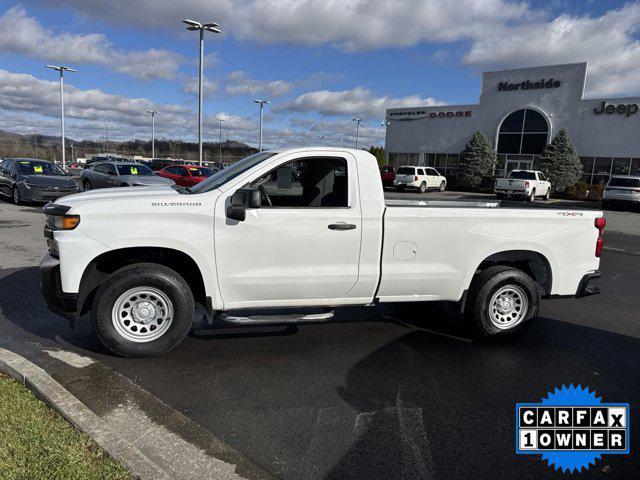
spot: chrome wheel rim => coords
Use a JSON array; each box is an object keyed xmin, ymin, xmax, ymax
[
  {"xmin": 420, "ymin": 182, "xmax": 426, "ymax": 192},
  {"xmin": 111, "ymin": 287, "xmax": 173, "ymax": 342},
  {"xmin": 439, "ymin": 182, "xmax": 445, "ymax": 191},
  {"xmin": 488, "ymin": 285, "xmax": 528, "ymax": 329}
]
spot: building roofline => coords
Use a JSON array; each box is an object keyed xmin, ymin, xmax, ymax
[{"xmin": 481, "ymin": 61, "xmax": 588, "ymax": 76}]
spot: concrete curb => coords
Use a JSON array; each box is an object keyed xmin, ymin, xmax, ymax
[{"xmin": 0, "ymin": 347, "xmax": 172, "ymax": 480}]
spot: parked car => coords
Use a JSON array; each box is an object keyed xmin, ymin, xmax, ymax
[
  {"xmin": 0, "ymin": 158, "xmax": 78, "ymax": 205},
  {"xmin": 157, "ymin": 165, "xmax": 217, "ymax": 187},
  {"xmin": 494, "ymin": 170, "xmax": 551, "ymax": 202},
  {"xmin": 394, "ymin": 166, "xmax": 446, "ymax": 193},
  {"xmin": 602, "ymin": 175, "xmax": 640, "ymax": 209},
  {"xmin": 380, "ymin": 165, "xmax": 395, "ymax": 188},
  {"xmin": 149, "ymin": 159, "xmax": 179, "ymax": 171},
  {"xmin": 40, "ymin": 148, "xmax": 604, "ymax": 357},
  {"xmin": 80, "ymin": 162, "xmax": 174, "ymax": 190}
]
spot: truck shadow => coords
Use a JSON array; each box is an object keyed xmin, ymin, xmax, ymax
[{"xmin": 324, "ymin": 319, "xmax": 640, "ymax": 480}]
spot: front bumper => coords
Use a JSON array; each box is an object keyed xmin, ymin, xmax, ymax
[
  {"xmin": 40, "ymin": 253, "xmax": 79, "ymax": 323},
  {"xmin": 575, "ymin": 270, "xmax": 601, "ymax": 298},
  {"xmin": 20, "ymin": 184, "xmax": 79, "ymax": 202}
]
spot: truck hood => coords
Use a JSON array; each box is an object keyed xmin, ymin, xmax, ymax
[
  {"xmin": 54, "ymin": 185, "xmax": 180, "ymax": 208},
  {"xmin": 119, "ymin": 175, "xmax": 175, "ymax": 186}
]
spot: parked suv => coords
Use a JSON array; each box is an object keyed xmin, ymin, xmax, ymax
[
  {"xmin": 393, "ymin": 166, "xmax": 446, "ymax": 193},
  {"xmin": 602, "ymin": 176, "xmax": 640, "ymax": 209}
]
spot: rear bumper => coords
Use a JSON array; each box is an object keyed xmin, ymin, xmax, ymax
[
  {"xmin": 40, "ymin": 253, "xmax": 79, "ymax": 323},
  {"xmin": 575, "ymin": 270, "xmax": 601, "ymax": 298}
]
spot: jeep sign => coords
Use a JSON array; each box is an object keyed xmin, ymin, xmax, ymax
[{"xmin": 593, "ymin": 101, "xmax": 639, "ymax": 117}]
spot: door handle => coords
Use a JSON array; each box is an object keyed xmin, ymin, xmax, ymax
[{"xmin": 328, "ymin": 223, "xmax": 356, "ymax": 230}]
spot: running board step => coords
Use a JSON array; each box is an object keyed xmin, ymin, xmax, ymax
[{"xmin": 218, "ymin": 310, "xmax": 334, "ymax": 325}]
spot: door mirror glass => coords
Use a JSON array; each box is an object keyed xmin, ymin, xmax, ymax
[{"xmin": 231, "ymin": 188, "xmax": 262, "ymax": 208}]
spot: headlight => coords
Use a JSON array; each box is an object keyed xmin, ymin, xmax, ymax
[{"xmin": 51, "ymin": 214, "xmax": 81, "ymax": 230}]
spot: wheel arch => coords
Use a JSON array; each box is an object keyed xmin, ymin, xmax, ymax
[
  {"xmin": 77, "ymin": 246, "xmax": 207, "ymax": 317},
  {"xmin": 469, "ymin": 249, "xmax": 553, "ymax": 297}
]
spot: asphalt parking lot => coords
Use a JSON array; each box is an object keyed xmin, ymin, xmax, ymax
[{"xmin": 1, "ymin": 193, "xmax": 639, "ymax": 479}]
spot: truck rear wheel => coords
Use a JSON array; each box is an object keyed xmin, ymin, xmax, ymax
[
  {"xmin": 465, "ymin": 266, "xmax": 539, "ymax": 340},
  {"xmin": 91, "ymin": 263, "xmax": 194, "ymax": 357},
  {"xmin": 527, "ymin": 189, "xmax": 536, "ymax": 202}
]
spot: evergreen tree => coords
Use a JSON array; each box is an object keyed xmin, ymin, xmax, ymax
[
  {"xmin": 539, "ymin": 128, "xmax": 582, "ymax": 191},
  {"xmin": 368, "ymin": 145, "xmax": 386, "ymax": 166},
  {"xmin": 458, "ymin": 130, "xmax": 496, "ymax": 189}
]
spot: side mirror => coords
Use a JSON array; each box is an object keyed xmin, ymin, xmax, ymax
[{"xmin": 226, "ymin": 188, "xmax": 261, "ymax": 222}]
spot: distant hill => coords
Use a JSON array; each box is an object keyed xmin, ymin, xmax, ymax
[{"xmin": 0, "ymin": 129, "xmax": 257, "ymax": 163}]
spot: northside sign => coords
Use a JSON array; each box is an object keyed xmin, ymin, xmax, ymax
[{"xmin": 498, "ymin": 79, "xmax": 561, "ymax": 92}]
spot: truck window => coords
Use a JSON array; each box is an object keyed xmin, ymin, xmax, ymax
[
  {"xmin": 509, "ymin": 171, "xmax": 536, "ymax": 180},
  {"xmin": 249, "ymin": 157, "xmax": 348, "ymax": 207}
]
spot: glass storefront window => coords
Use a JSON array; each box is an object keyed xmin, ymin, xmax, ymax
[
  {"xmin": 447, "ymin": 154, "xmax": 460, "ymax": 166},
  {"xmin": 435, "ymin": 154, "xmax": 447, "ymax": 168},
  {"xmin": 426, "ymin": 154, "xmax": 436, "ymax": 167},
  {"xmin": 631, "ymin": 159, "xmax": 640, "ymax": 176},
  {"xmin": 594, "ymin": 157, "xmax": 612, "ymax": 175},
  {"xmin": 497, "ymin": 109, "xmax": 548, "ymax": 155},
  {"xmin": 521, "ymin": 134, "xmax": 548, "ymax": 154},
  {"xmin": 592, "ymin": 175, "xmax": 610, "ymax": 185},
  {"xmin": 581, "ymin": 174, "xmax": 593, "ymax": 185},
  {"xmin": 497, "ymin": 134, "xmax": 521, "ymax": 154},
  {"xmin": 612, "ymin": 158, "xmax": 631, "ymax": 175},
  {"xmin": 580, "ymin": 157, "xmax": 594, "ymax": 175}
]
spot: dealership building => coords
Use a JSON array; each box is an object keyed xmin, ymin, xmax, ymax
[{"xmin": 384, "ymin": 63, "xmax": 640, "ymax": 184}]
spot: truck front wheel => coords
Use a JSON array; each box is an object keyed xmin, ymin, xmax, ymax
[
  {"xmin": 91, "ymin": 263, "xmax": 195, "ymax": 357},
  {"xmin": 466, "ymin": 266, "xmax": 539, "ymax": 340}
]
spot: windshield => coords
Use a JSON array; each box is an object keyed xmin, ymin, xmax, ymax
[
  {"xmin": 609, "ymin": 177, "xmax": 640, "ymax": 188},
  {"xmin": 190, "ymin": 151, "xmax": 277, "ymax": 193},
  {"xmin": 17, "ymin": 161, "xmax": 65, "ymax": 176},
  {"xmin": 397, "ymin": 167, "xmax": 414, "ymax": 175},
  {"xmin": 116, "ymin": 164, "xmax": 154, "ymax": 176},
  {"xmin": 509, "ymin": 171, "xmax": 536, "ymax": 180},
  {"xmin": 187, "ymin": 166, "xmax": 214, "ymax": 177}
]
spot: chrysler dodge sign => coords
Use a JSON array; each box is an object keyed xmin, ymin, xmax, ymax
[{"xmin": 388, "ymin": 110, "xmax": 472, "ymax": 120}]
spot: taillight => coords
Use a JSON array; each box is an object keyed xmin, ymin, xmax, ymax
[
  {"xmin": 595, "ymin": 217, "xmax": 606, "ymax": 257},
  {"xmin": 525, "ymin": 181, "xmax": 530, "ymax": 189},
  {"xmin": 415, "ymin": 175, "xmax": 418, "ymax": 181}
]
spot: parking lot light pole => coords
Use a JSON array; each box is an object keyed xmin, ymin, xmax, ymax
[
  {"xmin": 254, "ymin": 99, "xmax": 269, "ymax": 151},
  {"xmin": 183, "ymin": 19, "xmax": 221, "ymax": 166},
  {"xmin": 147, "ymin": 110, "xmax": 158, "ymax": 159},
  {"xmin": 337, "ymin": 131, "xmax": 344, "ymax": 148},
  {"xmin": 46, "ymin": 65, "xmax": 76, "ymax": 170},
  {"xmin": 218, "ymin": 118, "xmax": 225, "ymax": 162},
  {"xmin": 317, "ymin": 135, "xmax": 325, "ymax": 147},
  {"xmin": 352, "ymin": 117, "xmax": 365, "ymax": 149}
]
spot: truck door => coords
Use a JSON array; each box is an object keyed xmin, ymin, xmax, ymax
[{"xmin": 213, "ymin": 153, "xmax": 362, "ymax": 308}]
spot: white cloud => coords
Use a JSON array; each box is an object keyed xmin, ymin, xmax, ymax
[
  {"xmin": 462, "ymin": 3, "xmax": 640, "ymax": 97},
  {"xmin": 0, "ymin": 6, "xmax": 181, "ymax": 80},
  {"xmin": 278, "ymin": 87, "xmax": 445, "ymax": 118},
  {"xmin": 181, "ymin": 77, "xmax": 219, "ymax": 96},
  {"xmin": 226, "ymin": 71, "xmax": 296, "ymax": 97}
]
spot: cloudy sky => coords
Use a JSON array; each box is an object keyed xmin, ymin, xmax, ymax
[{"xmin": 0, "ymin": 0, "xmax": 639, "ymax": 149}]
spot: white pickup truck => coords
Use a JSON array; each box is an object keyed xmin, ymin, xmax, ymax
[
  {"xmin": 40, "ymin": 148, "xmax": 605, "ymax": 357},
  {"xmin": 494, "ymin": 170, "xmax": 552, "ymax": 202}
]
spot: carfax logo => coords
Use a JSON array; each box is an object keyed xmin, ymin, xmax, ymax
[{"xmin": 516, "ymin": 385, "xmax": 630, "ymax": 473}]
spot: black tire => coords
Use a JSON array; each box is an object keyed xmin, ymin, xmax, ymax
[
  {"xmin": 496, "ymin": 193, "xmax": 505, "ymax": 200},
  {"xmin": 438, "ymin": 181, "xmax": 446, "ymax": 192},
  {"xmin": 465, "ymin": 266, "xmax": 539, "ymax": 341},
  {"xmin": 83, "ymin": 179, "xmax": 92, "ymax": 191},
  {"xmin": 419, "ymin": 181, "xmax": 427, "ymax": 193},
  {"xmin": 543, "ymin": 189, "xmax": 550, "ymax": 201},
  {"xmin": 396, "ymin": 185, "xmax": 405, "ymax": 192},
  {"xmin": 11, "ymin": 186, "xmax": 21, "ymax": 205},
  {"xmin": 91, "ymin": 263, "xmax": 195, "ymax": 357},
  {"xmin": 527, "ymin": 189, "xmax": 536, "ymax": 202}
]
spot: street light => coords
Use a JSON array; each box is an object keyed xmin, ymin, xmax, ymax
[
  {"xmin": 254, "ymin": 99, "xmax": 269, "ymax": 151},
  {"xmin": 183, "ymin": 19, "xmax": 221, "ymax": 166},
  {"xmin": 352, "ymin": 117, "xmax": 366, "ymax": 149},
  {"xmin": 337, "ymin": 131, "xmax": 344, "ymax": 148},
  {"xmin": 45, "ymin": 64, "xmax": 76, "ymax": 169},
  {"xmin": 317, "ymin": 135, "xmax": 325, "ymax": 147},
  {"xmin": 147, "ymin": 110, "xmax": 158, "ymax": 159},
  {"xmin": 218, "ymin": 118, "xmax": 225, "ymax": 162}
]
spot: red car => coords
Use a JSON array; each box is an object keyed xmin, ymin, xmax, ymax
[
  {"xmin": 380, "ymin": 165, "xmax": 395, "ymax": 188},
  {"xmin": 157, "ymin": 164, "xmax": 217, "ymax": 187}
]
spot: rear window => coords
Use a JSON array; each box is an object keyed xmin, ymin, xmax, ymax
[
  {"xmin": 397, "ymin": 167, "xmax": 415, "ymax": 175},
  {"xmin": 608, "ymin": 177, "xmax": 640, "ymax": 188},
  {"xmin": 509, "ymin": 171, "xmax": 536, "ymax": 180}
]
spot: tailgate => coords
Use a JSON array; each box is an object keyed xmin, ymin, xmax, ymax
[{"xmin": 496, "ymin": 179, "xmax": 526, "ymax": 190}]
